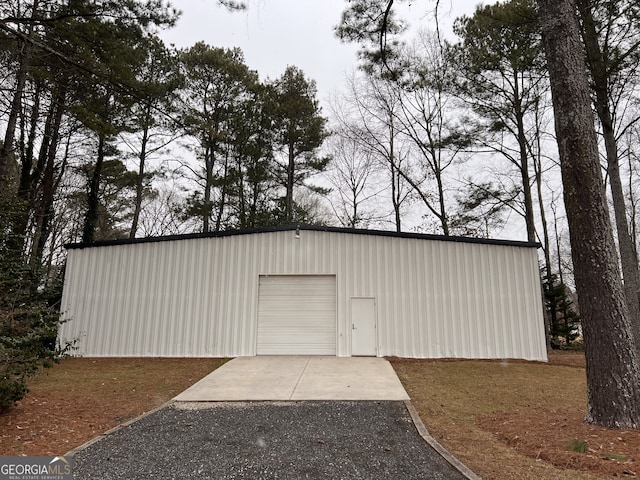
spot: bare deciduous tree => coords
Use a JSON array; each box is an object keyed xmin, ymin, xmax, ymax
[{"xmin": 325, "ymin": 132, "xmax": 387, "ymax": 228}]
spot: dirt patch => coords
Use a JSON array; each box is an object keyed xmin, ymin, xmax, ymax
[
  {"xmin": 390, "ymin": 350, "xmax": 586, "ymax": 368},
  {"xmin": 478, "ymin": 409, "xmax": 638, "ymax": 477},
  {"xmin": 0, "ymin": 358, "xmax": 224, "ymax": 456}
]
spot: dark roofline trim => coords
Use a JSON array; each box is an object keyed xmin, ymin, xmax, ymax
[{"xmin": 65, "ymin": 225, "xmax": 541, "ymax": 250}]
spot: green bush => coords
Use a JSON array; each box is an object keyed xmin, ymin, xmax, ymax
[
  {"xmin": 0, "ymin": 192, "xmax": 76, "ymax": 412},
  {"xmin": 0, "ymin": 282, "xmax": 77, "ymax": 412}
]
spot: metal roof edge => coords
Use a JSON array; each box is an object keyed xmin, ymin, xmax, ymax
[{"xmin": 64, "ymin": 224, "xmax": 541, "ymax": 250}]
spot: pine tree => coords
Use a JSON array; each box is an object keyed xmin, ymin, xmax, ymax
[
  {"xmin": 543, "ymin": 272, "xmax": 581, "ymax": 348},
  {"xmin": 271, "ymin": 66, "xmax": 330, "ymax": 223}
]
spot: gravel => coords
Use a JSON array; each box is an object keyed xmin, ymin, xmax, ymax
[{"xmin": 71, "ymin": 401, "xmax": 468, "ymax": 480}]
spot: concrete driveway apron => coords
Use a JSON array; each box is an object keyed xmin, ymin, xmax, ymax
[{"xmin": 173, "ymin": 356, "xmax": 410, "ymax": 401}]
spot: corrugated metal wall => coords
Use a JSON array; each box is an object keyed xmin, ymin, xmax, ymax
[{"xmin": 58, "ymin": 229, "xmax": 547, "ymax": 360}]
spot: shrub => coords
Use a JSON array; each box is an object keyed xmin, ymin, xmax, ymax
[
  {"xmin": 0, "ymin": 278, "xmax": 76, "ymax": 412},
  {"xmin": 0, "ymin": 192, "xmax": 76, "ymax": 412}
]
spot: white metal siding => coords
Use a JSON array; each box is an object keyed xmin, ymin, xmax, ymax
[
  {"xmin": 58, "ymin": 229, "xmax": 547, "ymax": 360},
  {"xmin": 257, "ymin": 275, "xmax": 336, "ymax": 355}
]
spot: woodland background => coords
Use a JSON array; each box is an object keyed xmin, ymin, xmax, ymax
[{"xmin": 1, "ymin": 0, "xmax": 639, "ymax": 413}]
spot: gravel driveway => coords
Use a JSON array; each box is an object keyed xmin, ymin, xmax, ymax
[{"xmin": 71, "ymin": 401, "xmax": 468, "ymax": 479}]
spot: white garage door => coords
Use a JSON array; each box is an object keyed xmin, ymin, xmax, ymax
[{"xmin": 257, "ymin": 275, "xmax": 336, "ymax": 355}]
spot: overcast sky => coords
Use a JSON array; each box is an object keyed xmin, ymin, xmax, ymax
[
  {"xmin": 159, "ymin": 0, "xmax": 481, "ymax": 110},
  {"xmin": 158, "ymin": 1, "xmax": 519, "ymax": 236}
]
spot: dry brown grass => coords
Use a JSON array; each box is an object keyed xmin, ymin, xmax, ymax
[
  {"xmin": 391, "ymin": 352, "xmax": 638, "ymax": 479},
  {"xmin": 0, "ymin": 358, "xmax": 225, "ymax": 455}
]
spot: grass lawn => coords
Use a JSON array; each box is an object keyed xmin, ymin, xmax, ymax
[
  {"xmin": 1, "ymin": 352, "xmax": 637, "ymax": 479},
  {"xmin": 391, "ymin": 352, "xmax": 638, "ymax": 479},
  {"xmin": 0, "ymin": 358, "xmax": 226, "ymax": 455}
]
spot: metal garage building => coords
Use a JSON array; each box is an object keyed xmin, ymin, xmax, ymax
[{"xmin": 58, "ymin": 225, "xmax": 547, "ymax": 361}]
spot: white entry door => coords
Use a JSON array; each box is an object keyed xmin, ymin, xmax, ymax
[{"xmin": 351, "ymin": 298, "xmax": 377, "ymax": 356}]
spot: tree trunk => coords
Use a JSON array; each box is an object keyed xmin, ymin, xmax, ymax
[
  {"xmin": 0, "ymin": 45, "xmax": 29, "ymax": 184},
  {"xmin": 388, "ymin": 126, "xmax": 401, "ymax": 232},
  {"xmin": 286, "ymin": 143, "xmax": 295, "ymax": 222},
  {"xmin": 605, "ymin": 124, "xmax": 640, "ymax": 352},
  {"xmin": 215, "ymin": 149, "xmax": 229, "ymax": 232},
  {"xmin": 7, "ymin": 81, "xmax": 57, "ymax": 263},
  {"xmin": 237, "ymin": 157, "xmax": 247, "ymax": 229},
  {"xmin": 533, "ymin": 108, "xmax": 554, "ymax": 349},
  {"xmin": 551, "ymin": 198, "xmax": 564, "ymax": 284},
  {"xmin": 579, "ymin": 0, "xmax": 640, "ymax": 356},
  {"xmin": 250, "ymin": 175, "xmax": 260, "ymax": 228},
  {"xmin": 628, "ymin": 150, "xmax": 638, "ymax": 252},
  {"xmin": 23, "ymin": 82, "xmax": 42, "ymax": 192},
  {"xmin": 203, "ymin": 144, "xmax": 212, "ymax": 233},
  {"xmin": 514, "ymin": 72, "xmax": 537, "ymax": 243},
  {"xmin": 82, "ymin": 134, "xmax": 106, "ymax": 243},
  {"xmin": 0, "ymin": 0, "xmax": 41, "ymax": 185},
  {"xmin": 130, "ymin": 104, "xmax": 152, "ymax": 238},
  {"xmin": 351, "ymin": 183, "xmax": 359, "ymax": 228},
  {"xmin": 434, "ymin": 166, "xmax": 449, "ymax": 236},
  {"xmin": 7, "ymin": 83, "xmax": 42, "ymax": 257},
  {"xmin": 29, "ymin": 88, "xmax": 66, "ymax": 276},
  {"xmin": 539, "ymin": 0, "xmax": 640, "ymax": 428}
]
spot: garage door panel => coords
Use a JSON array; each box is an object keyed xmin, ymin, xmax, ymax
[{"xmin": 257, "ymin": 275, "xmax": 336, "ymax": 355}]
